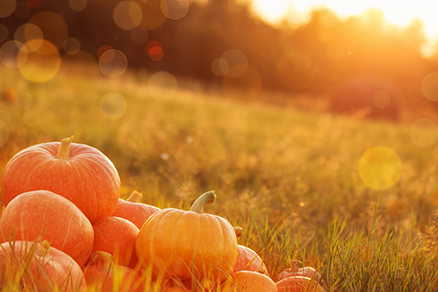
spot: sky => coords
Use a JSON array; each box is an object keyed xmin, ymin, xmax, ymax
[{"xmin": 251, "ymin": 0, "xmax": 438, "ymax": 56}]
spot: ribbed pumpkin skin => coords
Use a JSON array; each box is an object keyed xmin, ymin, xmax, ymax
[
  {"xmin": 276, "ymin": 276, "xmax": 325, "ymax": 292},
  {"xmin": 92, "ymin": 216, "xmax": 140, "ymax": 269},
  {"xmin": 112, "ymin": 198, "xmax": 160, "ymax": 229},
  {"xmin": 233, "ymin": 245, "xmax": 269, "ymax": 276},
  {"xmin": 0, "ymin": 141, "xmax": 120, "ymax": 223},
  {"xmin": 221, "ymin": 270, "xmax": 277, "ymax": 292},
  {"xmin": 0, "ymin": 241, "xmax": 87, "ymax": 292},
  {"xmin": 0, "ymin": 190, "xmax": 94, "ymax": 267},
  {"xmin": 135, "ymin": 208, "xmax": 238, "ymax": 281}
]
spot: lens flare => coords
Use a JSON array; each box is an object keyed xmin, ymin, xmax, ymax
[
  {"xmin": 19, "ymin": 39, "xmax": 61, "ymax": 83},
  {"xmin": 69, "ymin": 0, "xmax": 87, "ymax": 12},
  {"xmin": 63, "ymin": 37, "xmax": 81, "ymax": 55},
  {"xmin": 409, "ymin": 118, "xmax": 438, "ymax": 148},
  {"xmin": 0, "ymin": 0, "xmax": 16, "ymax": 18},
  {"xmin": 372, "ymin": 90, "xmax": 391, "ymax": 108},
  {"xmin": 148, "ymin": 71, "xmax": 177, "ymax": 98},
  {"xmin": 0, "ymin": 41, "xmax": 28, "ymax": 68},
  {"xmin": 220, "ymin": 49, "xmax": 248, "ymax": 77},
  {"xmin": 4, "ymin": 87, "xmax": 19, "ymax": 102},
  {"xmin": 161, "ymin": 0, "xmax": 189, "ymax": 20},
  {"xmin": 138, "ymin": 0, "xmax": 167, "ymax": 30},
  {"xmin": 421, "ymin": 72, "xmax": 438, "ymax": 101},
  {"xmin": 358, "ymin": 146, "xmax": 402, "ymax": 190},
  {"xmin": 99, "ymin": 92, "xmax": 128, "ymax": 120},
  {"xmin": 14, "ymin": 23, "xmax": 43, "ymax": 52},
  {"xmin": 28, "ymin": 11, "xmax": 68, "ymax": 49},
  {"xmin": 211, "ymin": 58, "xmax": 224, "ymax": 76},
  {"xmin": 113, "ymin": 1, "xmax": 143, "ymax": 30},
  {"xmin": 99, "ymin": 49, "xmax": 128, "ymax": 78}
]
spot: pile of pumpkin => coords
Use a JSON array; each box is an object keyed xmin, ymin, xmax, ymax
[{"xmin": 0, "ymin": 136, "xmax": 325, "ymax": 292}]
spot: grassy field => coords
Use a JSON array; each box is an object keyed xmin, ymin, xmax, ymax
[{"xmin": 1, "ymin": 63, "xmax": 438, "ymax": 291}]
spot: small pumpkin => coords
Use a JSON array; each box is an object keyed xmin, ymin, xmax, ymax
[
  {"xmin": 83, "ymin": 251, "xmax": 145, "ymax": 292},
  {"xmin": 276, "ymin": 276, "xmax": 325, "ymax": 292},
  {"xmin": 1, "ymin": 135, "xmax": 121, "ymax": 224},
  {"xmin": 277, "ymin": 261, "xmax": 321, "ymax": 282},
  {"xmin": 111, "ymin": 190, "xmax": 160, "ymax": 229},
  {"xmin": 233, "ymin": 245, "xmax": 269, "ymax": 276},
  {"xmin": 0, "ymin": 240, "xmax": 87, "ymax": 292},
  {"xmin": 221, "ymin": 270, "xmax": 277, "ymax": 292},
  {"xmin": 92, "ymin": 216, "xmax": 140, "ymax": 269},
  {"xmin": 135, "ymin": 191, "xmax": 238, "ymax": 281},
  {"xmin": 0, "ymin": 190, "xmax": 94, "ymax": 267}
]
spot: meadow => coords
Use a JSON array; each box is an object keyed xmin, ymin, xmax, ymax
[{"xmin": 1, "ymin": 63, "xmax": 438, "ymax": 291}]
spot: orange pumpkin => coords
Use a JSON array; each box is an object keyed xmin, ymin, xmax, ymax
[
  {"xmin": 0, "ymin": 240, "xmax": 87, "ymax": 292},
  {"xmin": 112, "ymin": 191, "xmax": 160, "ymax": 229},
  {"xmin": 221, "ymin": 270, "xmax": 277, "ymax": 292},
  {"xmin": 0, "ymin": 190, "xmax": 94, "ymax": 267},
  {"xmin": 276, "ymin": 276, "xmax": 325, "ymax": 292},
  {"xmin": 92, "ymin": 216, "xmax": 140, "ymax": 269},
  {"xmin": 233, "ymin": 245, "xmax": 269, "ymax": 276},
  {"xmin": 135, "ymin": 191, "xmax": 238, "ymax": 281},
  {"xmin": 1, "ymin": 136, "xmax": 120, "ymax": 223},
  {"xmin": 277, "ymin": 261, "xmax": 321, "ymax": 282},
  {"xmin": 83, "ymin": 251, "xmax": 145, "ymax": 292}
]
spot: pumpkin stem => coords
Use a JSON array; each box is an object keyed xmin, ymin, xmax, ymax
[
  {"xmin": 190, "ymin": 191, "xmax": 216, "ymax": 214},
  {"xmin": 57, "ymin": 135, "xmax": 74, "ymax": 160},
  {"xmin": 35, "ymin": 240, "xmax": 51, "ymax": 258},
  {"xmin": 234, "ymin": 227, "xmax": 243, "ymax": 238},
  {"xmin": 90, "ymin": 251, "xmax": 114, "ymax": 271},
  {"xmin": 127, "ymin": 191, "xmax": 143, "ymax": 203}
]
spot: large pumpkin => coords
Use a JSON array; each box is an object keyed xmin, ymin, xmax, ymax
[
  {"xmin": 0, "ymin": 136, "xmax": 120, "ymax": 223},
  {"xmin": 221, "ymin": 270, "xmax": 277, "ymax": 292},
  {"xmin": 111, "ymin": 191, "xmax": 160, "ymax": 229},
  {"xmin": 92, "ymin": 216, "xmax": 140, "ymax": 269},
  {"xmin": 135, "ymin": 191, "xmax": 238, "ymax": 281},
  {"xmin": 0, "ymin": 190, "xmax": 94, "ymax": 267},
  {"xmin": 0, "ymin": 240, "xmax": 87, "ymax": 292},
  {"xmin": 233, "ymin": 245, "xmax": 269, "ymax": 276}
]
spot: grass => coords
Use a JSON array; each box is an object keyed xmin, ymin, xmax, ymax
[{"xmin": 1, "ymin": 62, "xmax": 438, "ymax": 291}]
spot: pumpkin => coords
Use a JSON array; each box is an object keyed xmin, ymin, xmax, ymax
[
  {"xmin": 135, "ymin": 191, "xmax": 238, "ymax": 281},
  {"xmin": 1, "ymin": 135, "xmax": 120, "ymax": 224},
  {"xmin": 277, "ymin": 261, "xmax": 321, "ymax": 282},
  {"xmin": 276, "ymin": 276, "xmax": 325, "ymax": 292},
  {"xmin": 112, "ymin": 190, "xmax": 160, "ymax": 229},
  {"xmin": 0, "ymin": 190, "xmax": 94, "ymax": 267},
  {"xmin": 0, "ymin": 240, "xmax": 87, "ymax": 292},
  {"xmin": 83, "ymin": 251, "xmax": 145, "ymax": 292},
  {"xmin": 221, "ymin": 270, "xmax": 277, "ymax": 292},
  {"xmin": 233, "ymin": 245, "xmax": 269, "ymax": 276},
  {"xmin": 92, "ymin": 216, "xmax": 140, "ymax": 269}
]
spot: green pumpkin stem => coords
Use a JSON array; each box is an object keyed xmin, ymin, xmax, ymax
[
  {"xmin": 57, "ymin": 135, "xmax": 74, "ymax": 160},
  {"xmin": 190, "ymin": 191, "xmax": 216, "ymax": 213},
  {"xmin": 127, "ymin": 191, "xmax": 143, "ymax": 203}
]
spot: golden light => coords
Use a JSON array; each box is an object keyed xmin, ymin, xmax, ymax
[
  {"xmin": 113, "ymin": 1, "xmax": 143, "ymax": 30},
  {"xmin": 220, "ymin": 49, "xmax": 248, "ymax": 78},
  {"xmin": 69, "ymin": 0, "xmax": 87, "ymax": 12},
  {"xmin": 409, "ymin": 118, "xmax": 438, "ymax": 148},
  {"xmin": 222, "ymin": 65, "xmax": 262, "ymax": 101},
  {"xmin": 372, "ymin": 90, "xmax": 391, "ymax": 109},
  {"xmin": 28, "ymin": 11, "xmax": 68, "ymax": 50},
  {"xmin": 421, "ymin": 72, "xmax": 438, "ymax": 102},
  {"xmin": 99, "ymin": 92, "xmax": 128, "ymax": 120},
  {"xmin": 0, "ymin": 40, "xmax": 28, "ymax": 69},
  {"xmin": 0, "ymin": 122, "xmax": 9, "ymax": 148},
  {"xmin": 19, "ymin": 39, "xmax": 61, "ymax": 83},
  {"xmin": 4, "ymin": 87, "xmax": 19, "ymax": 102},
  {"xmin": 63, "ymin": 37, "xmax": 81, "ymax": 55},
  {"xmin": 23, "ymin": 109, "xmax": 41, "ymax": 127},
  {"xmin": 15, "ymin": 93, "xmax": 34, "ymax": 110},
  {"xmin": 277, "ymin": 52, "xmax": 314, "ymax": 90},
  {"xmin": 14, "ymin": 23, "xmax": 43, "ymax": 52},
  {"xmin": 358, "ymin": 146, "xmax": 402, "ymax": 190},
  {"xmin": 148, "ymin": 71, "xmax": 178, "ymax": 98},
  {"xmin": 387, "ymin": 199, "xmax": 405, "ymax": 218},
  {"xmin": 99, "ymin": 49, "xmax": 128, "ymax": 78},
  {"xmin": 0, "ymin": 0, "xmax": 16, "ymax": 18},
  {"xmin": 161, "ymin": 0, "xmax": 189, "ymax": 20},
  {"xmin": 139, "ymin": 0, "xmax": 167, "ymax": 30},
  {"xmin": 430, "ymin": 192, "xmax": 438, "ymax": 207}
]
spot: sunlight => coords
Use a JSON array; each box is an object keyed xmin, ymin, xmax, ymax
[{"xmin": 251, "ymin": 0, "xmax": 438, "ymax": 56}]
